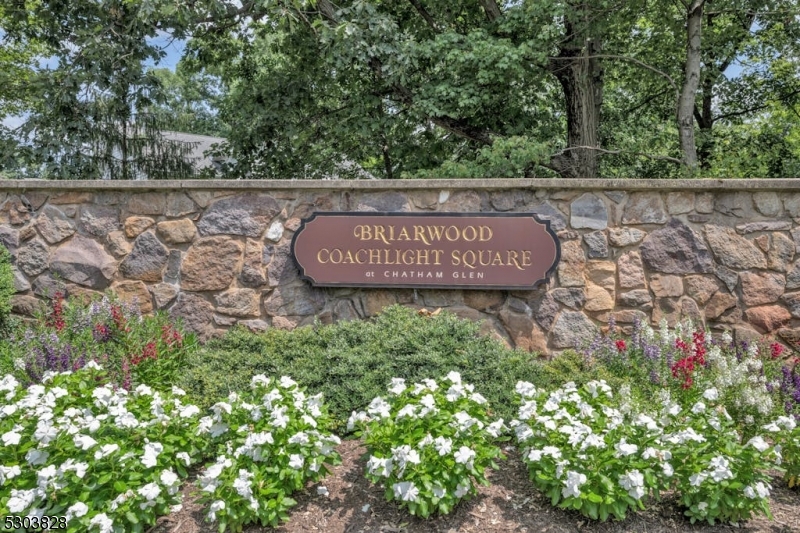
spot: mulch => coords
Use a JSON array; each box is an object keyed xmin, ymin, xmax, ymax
[{"xmin": 152, "ymin": 440, "xmax": 800, "ymax": 533}]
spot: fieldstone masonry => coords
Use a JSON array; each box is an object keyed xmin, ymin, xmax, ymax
[{"xmin": 4, "ymin": 179, "xmax": 800, "ymax": 353}]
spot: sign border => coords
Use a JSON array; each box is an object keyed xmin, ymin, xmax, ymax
[{"xmin": 291, "ymin": 211, "xmax": 561, "ymax": 290}]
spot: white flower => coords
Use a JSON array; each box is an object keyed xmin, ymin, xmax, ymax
[
  {"xmin": 367, "ymin": 397, "xmax": 391, "ymax": 418},
  {"xmin": 698, "ymin": 502, "xmax": 708, "ymax": 513},
  {"xmin": 618, "ymin": 470, "xmax": 645, "ymax": 499},
  {"xmin": 446, "ymin": 371, "xmax": 462, "ymax": 384},
  {"xmin": 176, "ymin": 452, "xmax": 191, "ymax": 466},
  {"xmin": 346, "ymin": 410, "xmax": 369, "ymax": 432},
  {"xmin": 388, "ymin": 378, "xmax": 406, "ymax": 395},
  {"xmin": 26, "ymin": 449, "xmax": 49, "ymax": 466},
  {"xmin": 179, "ymin": 405, "xmax": 200, "ymax": 418},
  {"xmin": 746, "ymin": 436, "xmax": 769, "ymax": 452},
  {"xmin": 396, "ymin": 404, "xmax": 418, "ymax": 420},
  {"xmin": 434, "ymin": 437, "xmax": 452, "ymax": 456},
  {"xmin": 233, "ymin": 469, "xmax": 254, "ymax": 499},
  {"xmin": 8, "ymin": 489, "xmax": 36, "ymax": 513},
  {"xmin": 419, "ymin": 394, "xmax": 436, "ymax": 410},
  {"xmin": 486, "ymin": 419, "xmax": 506, "ymax": 438},
  {"xmin": 251, "ymin": 374, "xmax": 271, "ymax": 388},
  {"xmin": 691, "ymin": 402, "xmax": 706, "ymax": 414},
  {"xmin": 689, "ymin": 472, "xmax": 707, "ymax": 487},
  {"xmin": 1, "ymin": 429, "xmax": 21, "ymax": 446},
  {"xmin": 137, "ymin": 482, "xmax": 161, "ymax": 502},
  {"xmin": 527, "ymin": 449, "xmax": 543, "ymax": 461},
  {"xmin": 562, "ymin": 471, "xmax": 587, "ymax": 499},
  {"xmin": 708, "ymin": 456, "xmax": 734, "ymax": 482},
  {"xmin": 614, "ymin": 438, "xmax": 638, "ymax": 457},
  {"xmin": 393, "ymin": 481, "xmax": 419, "ymax": 502},
  {"xmin": 66, "ymin": 502, "xmax": 89, "ymax": 520},
  {"xmin": 454, "ymin": 446, "xmax": 476, "ymax": 465},
  {"xmin": 515, "ymin": 381, "xmax": 537, "ymax": 398},
  {"xmin": 89, "ymin": 513, "xmax": 113, "ymax": 533},
  {"xmin": 289, "ymin": 432, "xmax": 310, "ymax": 445},
  {"xmin": 703, "ymin": 388, "xmax": 719, "ymax": 401},
  {"xmin": 470, "ymin": 392, "xmax": 487, "ymax": 404},
  {"xmin": 84, "ymin": 360, "xmax": 103, "ymax": 370},
  {"xmin": 73, "ymin": 434, "xmax": 98, "ymax": 450},
  {"xmin": 518, "ymin": 400, "xmax": 537, "ymax": 420},
  {"xmin": 279, "ymin": 376, "xmax": 298, "ymax": 388},
  {"xmin": 289, "ymin": 454, "xmax": 304, "ymax": 470},
  {"xmin": 446, "ymin": 384, "xmax": 465, "ymax": 402},
  {"xmin": 207, "ymin": 500, "xmax": 225, "ymax": 522},
  {"xmin": 455, "ymin": 481, "xmax": 471, "ymax": 498},
  {"xmin": 542, "ymin": 446, "xmax": 562, "ymax": 459},
  {"xmin": 432, "ymin": 485, "xmax": 446, "ymax": 498},
  {"xmin": 662, "ymin": 463, "xmax": 674, "ymax": 477},
  {"xmin": 0, "ymin": 465, "xmax": 21, "ymax": 485},
  {"xmin": 94, "ymin": 443, "xmax": 120, "ymax": 460},
  {"xmin": 141, "ymin": 442, "xmax": 164, "ymax": 468},
  {"xmin": 366, "ymin": 455, "xmax": 393, "ymax": 477},
  {"xmin": 0, "ymin": 374, "xmax": 20, "ymax": 392}
]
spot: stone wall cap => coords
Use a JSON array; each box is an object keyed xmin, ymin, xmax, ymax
[{"xmin": 3, "ymin": 178, "xmax": 800, "ymax": 192}]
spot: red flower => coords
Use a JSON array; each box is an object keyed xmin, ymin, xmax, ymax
[
  {"xmin": 770, "ymin": 342, "xmax": 785, "ymax": 359},
  {"xmin": 161, "ymin": 324, "xmax": 183, "ymax": 347},
  {"xmin": 675, "ymin": 338, "xmax": 690, "ymax": 354},
  {"xmin": 47, "ymin": 292, "xmax": 66, "ymax": 332},
  {"xmin": 615, "ymin": 339, "xmax": 626, "ymax": 352}
]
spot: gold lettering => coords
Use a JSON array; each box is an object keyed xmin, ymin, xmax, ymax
[
  {"xmin": 445, "ymin": 226, "xmax": 460, "ymax": 241},
  {"xmin": 461, "ymin": 250, "xmax": 477, "ymax": 269},
  {"xmin": 342, "ymin": 250, "xmax": 356, "ymax": 264},
  {"xmin": 417, "ymin": 249, "xmax": 430, "ymax": 265},
  {"xmin": 374, "ymin": 226, "xmax": 390, "ymax": 245},
  {"xmin": 507, "ymin": 250, "xmax": 524, "ymax": 271},
  {"xmin": 522, "ymin": 250, "xmax": 532, "ymax": 266},
  {"xmin": 329, "ymin": 249, "xmax": 343, "ymax": 264},
  {"xmin": 479, "ymin": 250, "xmax": 492, "ymax": 266},
  {"xmin": 479, "ymin": 226, "xmax": 493, "ymax": 241},
  {"xmin": 413, "ymin": 226, "xmax": 431, "ymax": 245},
  {"xmin": 355, "ymin": 249, "xmax": 368, "ymax": 264},
  {"xmin": 491, "ymin": 252, "xmax": 503, "ymax": 266},
  {"xmin": 317, "ymin": 248, "xmax": 330, "ymax": 263},
  {"xmin": 382, "ymin": 249, "xmax": 397, "ymax": 265},
  {"xmin": 354, "ymin": 225, "xmax": 371, "ymax": 241},
  {"xmin": 389, "ymin": 225, "xmax": 395, "ymax": 241},
  {"xmin": 431, "ymin": 250, "xmax": 443, "ymax": 265},
  {"xmin": 427, "ymin": 226, "xmax": 445, "ymax": 242},
  {"xmin": 462, "ymin": 226, "xmax": 477, "ymax": 242},
  {"xmin": 369, "ymin": 249, "xmax": 381, "ymax": 264},
  {"xmin": 402, "ymin": 250, "xmax": 416, "ymax": 265},
  {"xmin": 397, "ymin": 227, "xmax": 411, "ymax": 241},
  {"xmin": 451, "ymin": 250, "xmax": 461, "ymax": 266}
]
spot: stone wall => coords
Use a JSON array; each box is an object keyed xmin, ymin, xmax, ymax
[{"xmin": 3, "ymin": 179, "xmax": 800, "ymax": 352}]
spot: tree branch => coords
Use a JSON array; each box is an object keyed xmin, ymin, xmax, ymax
[
  {"xmin": 552, "ymin": 145, "xmax": 683, "ymax": 165},
  {"xmin": 478, "ymin": 0, "xmax": 503, "ymax": 22},
  {"xmin": 549, "ymin": 54, "xmax": 679, "ymax": 96},
  {"xmin": 406, "ymin": 0, "xmax": 438, "ymax": 30}
]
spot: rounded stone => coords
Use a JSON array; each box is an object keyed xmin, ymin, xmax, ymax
[
  {"xmin": 119, "ymin": 231, "xmax": 169, "ymax": 282},
  {"xmin": 570, "ymin": 193, "xmax": 608, "ymax": 230},
  {"xmin": 156, "ymin": 219, "xmax": 197, "ymax": 244},
  {"xmin": 51, "ymin": 235, "xmax": 116, "ymax": 289},
  {"xmin": 181, "ymin": 236, "xmax": 244, "ymax": 291}
]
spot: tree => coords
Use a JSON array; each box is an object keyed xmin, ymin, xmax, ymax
[
  {"xmin": 1, "ymin": 0, "xmax": 199, "ymax": 179},
  {"xmin": 147, "ymin": 67, "xmax": 229, "ymax": 138}
]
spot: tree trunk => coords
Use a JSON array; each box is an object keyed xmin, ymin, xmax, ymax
[
  {"xmin": 548, "ymin": 12, "xmax": 603, "ymax": 179},
  {"xmin": 678, "ymin": 0, "xmax": 705, "ymax": 171}
]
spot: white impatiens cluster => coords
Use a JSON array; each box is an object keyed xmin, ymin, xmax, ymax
[
  {"xmin": 512, "ymin": 379, "xmax": 783, "ymax": 524},
  {"xmin": 0, "ymin": 366, "xmax": 203, "ymax": 532},
  {"xmin": 195, "ymin": 374, "xmax": 340, "ymax": 530},
  {"xmin": 350, "ymin": 372, "xmax": 505, "ymax": 518}
]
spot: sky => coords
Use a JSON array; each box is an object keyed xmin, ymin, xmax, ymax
[{"xmin": 146, "ymin": 33, "xmax": 186, "ymax": 71}]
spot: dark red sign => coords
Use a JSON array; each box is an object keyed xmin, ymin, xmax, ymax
[{"xmin": 291, "ymin": 212, "xmax": 560, "ymax": 290}]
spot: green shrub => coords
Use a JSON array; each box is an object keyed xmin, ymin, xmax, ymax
[
  {"xmin": 0, "ymin": 244, "xmax": 16, "ymax": 334},
  {"xmin": 180, "ymin": 305, "xmax": 543, "ymax": 428}
]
